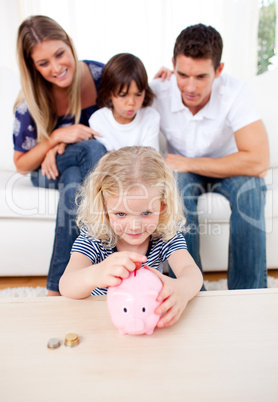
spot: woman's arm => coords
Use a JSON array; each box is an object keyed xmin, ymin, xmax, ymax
[
  {"xmin": 14, "ymin": 124, "xmax": 101, "ymax": 174},
  {"xmin": 14, "ymin": 135, "xmax": 60, "ymax": 174}
]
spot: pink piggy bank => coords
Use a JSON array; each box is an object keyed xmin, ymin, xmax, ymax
[{"xmin": 107, "ymin": 266, "xmax": 163, "ymax": 335}]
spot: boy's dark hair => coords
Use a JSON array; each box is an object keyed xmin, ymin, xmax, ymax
[
  {"xmin": 173, "ymin": 24, "xmax": 223, "ymax": 71},
  {"xmin": 97, "ymin": 53, "xmax": 154, "ymax": 108}
]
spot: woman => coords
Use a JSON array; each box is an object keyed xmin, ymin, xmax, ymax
[{"xmin": 13, "ymin": 15, "xmax": 107, "ymax": 295}]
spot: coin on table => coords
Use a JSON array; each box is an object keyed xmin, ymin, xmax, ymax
[
  {"xmin": 64, "ymin": 333, "xmax": 80, "ymax": 347},
  {"xmin": 47, "ymin": 338, "xmax": 61, "ymax": 349}
]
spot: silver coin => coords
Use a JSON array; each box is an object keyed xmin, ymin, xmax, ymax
[{"xmin": 47, "ymin": 338, "xmax": 61, "ymax": 349}]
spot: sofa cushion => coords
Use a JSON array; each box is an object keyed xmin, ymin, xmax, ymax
[
  {"xmin": 0, "ymin": 218, "xmax": 55, "ymax": 276},
  {"xmin": 1, "ymin": 171, "xmax": 58, "ymax": 219}
]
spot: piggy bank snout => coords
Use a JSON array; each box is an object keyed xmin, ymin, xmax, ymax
[
  {"xmin": 110, "ymin": 296, "xmax": 160, "ymax": 335},
  {"xmin": 127, "ymin": 318, "xmax": 144, "ymax": 335}
]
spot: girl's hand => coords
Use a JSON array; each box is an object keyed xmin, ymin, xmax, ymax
[
  {"xmin": 153, "ymin": 66, "xmax": 174, "ymax": 82},
  {"xmin": 41, "ymin": 145, "xmax": 60, "ymax": 180},
  {"xmin": 52, "ymin": 124, "xmax": 102, "ymax": 145},
  {"xmin": 97, "ymin": 252, "xmax": 147, "ymax": 288},
  {"xmin": 146, "ymin": 267, "xmax": 189, "ymax": 328}
]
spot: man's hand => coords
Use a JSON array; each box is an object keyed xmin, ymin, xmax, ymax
[
  {"xmin": 165, "ymin": 153, "xmax": 189, "ymax": 172},
  {"xmin": 153, "ymin": 66, "xmax": 173, "ymax": 82}
]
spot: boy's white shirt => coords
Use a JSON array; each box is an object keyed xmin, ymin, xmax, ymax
[{"xmin": 89, "ymin": 106, "xmax": 160, "ymax": 151}]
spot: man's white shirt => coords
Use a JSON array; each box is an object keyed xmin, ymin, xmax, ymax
[{"xmin": 150, "ymin": 73, "xmax": 261, "ymax": 158}]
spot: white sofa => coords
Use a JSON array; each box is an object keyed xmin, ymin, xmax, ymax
[{"xmin": 1, "ymin": 66, "xmax": 278, "ymax": 276}]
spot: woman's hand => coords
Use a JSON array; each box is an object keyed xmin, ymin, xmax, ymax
[
  {"xmin": 52, "ymin": 123, "xmax": 102, "ymax": 145},
  {"xmin": 41, "ymin": 124, "xmax": 102, "ymax": 179},
  {"xmin": 13, "ymin": 123, "xmax": 102, "ymax": 176},
  {"xmin": 41, "ymin": 145, "xmax": 60, "ymax": 180},
  {"xmin": 96, "ymin": 252, "xmax": 147, "ymax": 288},
  {"xmin": 146, "ymin": 267, "xmax": 190, "ymax": 328}
]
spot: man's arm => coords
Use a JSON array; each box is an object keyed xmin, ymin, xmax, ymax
[{"xmin": 165, "ymin": 120, "xmax": 270, "ymax": 178}]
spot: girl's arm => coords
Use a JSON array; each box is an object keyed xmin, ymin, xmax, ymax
[
  {"xmin": 148, "ymin": 249, "xmax": 203, "ymax": 328},
  {"xmin": 59, "ymin": 251, "xmax": 148, "ymax": 299}
]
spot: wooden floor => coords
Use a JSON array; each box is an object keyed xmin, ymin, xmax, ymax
[
  {"xmin": 0, "ymin": 276, "xmax": 48, "ymax": 290},
  {"xmin": 1, "ymin": 270, "xmax": 278, "ymax": 290}
]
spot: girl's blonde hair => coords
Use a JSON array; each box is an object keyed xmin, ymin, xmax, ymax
[
  {"xmin": 76, "ymin": 146, "xmax": 186, "ymax": 247},
  {"xmin": 14, "ymin": 15, "xmax": 81, "ymax": 142}
]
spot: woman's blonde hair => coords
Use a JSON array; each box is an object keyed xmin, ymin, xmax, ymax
[
  {"xmin": 14, "ymin": 15, "xmax": 81, "ymax": 142},
  {"xmin": 76, "ymin": 146, "xmax": 186, "ymax": 247}
]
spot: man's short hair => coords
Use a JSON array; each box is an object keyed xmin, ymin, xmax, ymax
[{"xmin": 173, "ymin": 24, "xmax": 223, "ymax": 71}]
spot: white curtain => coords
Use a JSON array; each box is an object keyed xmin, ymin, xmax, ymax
[
  {"xmin": 1, "ymin": 0, "xmax": 259, "ymax": 80},
  {"xmin": 275, "ymin": 0, "xmax": 278, "ymax": 68}
]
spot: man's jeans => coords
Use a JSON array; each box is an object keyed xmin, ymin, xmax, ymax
[
  {"xmin": 31, "ymin": 140, "xmax": 107, "ymax": 292},
  {"xmin": 176, "ymin": 172, "xmax": 267, "ymax": 289}
]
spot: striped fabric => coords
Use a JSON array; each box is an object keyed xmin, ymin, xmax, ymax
[{"xmin": 71, "ymin": 228, "xmax": 187, "ymax": 295}]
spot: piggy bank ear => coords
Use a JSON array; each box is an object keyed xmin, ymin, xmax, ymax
[{"xmin": 141, "ymin": 289, "xmax": 160, "ymax": 301}]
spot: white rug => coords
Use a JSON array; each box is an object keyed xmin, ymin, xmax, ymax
[{"xmin": 1, "ymin": 276, "xmax": 278, "ymax": 297}]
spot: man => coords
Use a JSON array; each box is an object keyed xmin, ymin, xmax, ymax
[{"xmin": 151, "ymin": 24, "xmax": 269, "ymax": 289}]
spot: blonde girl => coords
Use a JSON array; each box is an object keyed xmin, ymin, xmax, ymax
[{"xmin": 59, "ymin": 146, "xmax": 203, "ymax": 328}]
